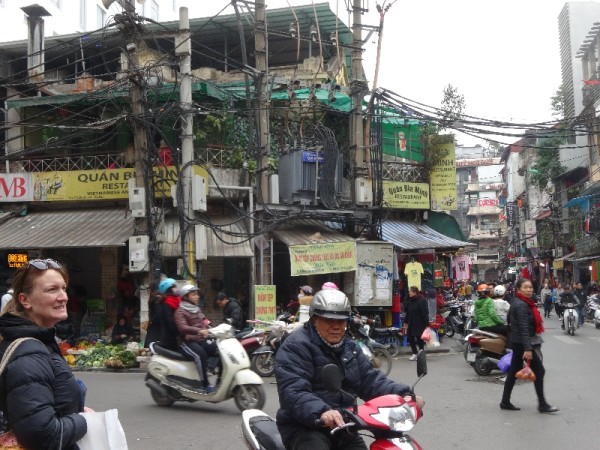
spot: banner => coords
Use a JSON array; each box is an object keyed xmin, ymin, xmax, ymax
[
  {"xmin": 254, "ymin": 285, "xmax": 277, "ymax": 323},
  {"xmin": 506, "ymin": 202, "xmax": 518, "ymax": 228},
  {"xmin": 524, "ymin": 220, "xmax": 538, "ymax": 248},
  {"xmin": 0, "ymin": 173, "xmax": 33, "ymax": 201},
  {"xmin": 289, "ymin": 241, "xmax": 357, "ymax": 276},
  {"xmin": 382, "ymin": 181, "xmax": 430, "ymax": 209},
  {"xmin": 429, "ymin": 137, "xmax": 457, "ymax": 210}
]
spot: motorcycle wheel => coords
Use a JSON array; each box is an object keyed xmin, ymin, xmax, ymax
[
  {"xmin": 595, "ymin": 322, "xmax": 600, "ymax": 329},
  {"xmin": 251, "ymin": 353, "xmax": 275, "ymax": 377},
  {"xmin": 445, "ymin": 324, "xmax": 455, "ymax": 338},
  {"xmin": 385, "ymin": 335, "xmax": 402, "ymax": 358},
  {"xmin": 474, "ymin": 356, "xmax": 492, "ymax": 376},
  {"xmin": 150, "ymin": 388, "xmax": 175, "ymax": 406},
  {"xmin": 371, "ymin": 348, "xmax": 393, "ymax": 376},
  {"xmin": 234, "ymin": 384, "xmax": 266, "ymax": 412}
]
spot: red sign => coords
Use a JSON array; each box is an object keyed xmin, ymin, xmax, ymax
[
  {"xmin": 477, "ymin": 198, "xmax": 499, "ymax": 207},
  {"xmin": 0, "ymin": 173, "xmax": 32, "ymax": 201}
]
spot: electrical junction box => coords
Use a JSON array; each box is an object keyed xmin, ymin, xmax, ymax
[
  {"xmin": 128, "ymin": 179, "xmax": 146, "ymax": 217},
  {"xmin": 129, "ymin": 235, "xmax": 149, "ymax": 272},
  {"xmin": 355, "ymin": 178, "xmax": 373, "ymax": 206},
  {"xmin": 170, "ymin": 184, "xmax": 178, "ymax": 207},
  {"xmin": 192, "ymin": 175, "xmax": 207, "ymax": 212},
  {"xmin": 195, "ymin": 224, "xmax": 208, "ymax": 260}
]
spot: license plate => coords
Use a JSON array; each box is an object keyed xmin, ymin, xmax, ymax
[{"xmin": 467, "ymin": 352, "xmax": 476, "ymax": 362}]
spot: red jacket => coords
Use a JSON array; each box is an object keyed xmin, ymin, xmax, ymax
[{"xmin": 174, "ymin": 305, "xmax": 210, "ymax": 343}]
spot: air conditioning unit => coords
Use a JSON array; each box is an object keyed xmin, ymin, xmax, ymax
[{"xmin": 129, "ymin": 235, "xmax": 149, "ymax": 272}]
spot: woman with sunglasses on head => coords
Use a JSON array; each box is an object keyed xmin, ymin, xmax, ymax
[{"xmin": 0, "ymin": 259, "xmax": 92, "ymax": 449}]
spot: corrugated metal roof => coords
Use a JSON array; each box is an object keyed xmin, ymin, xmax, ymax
[
  {"xmin": 272, "ymin": 219, "xmax": 354, "ymax": 246},
  {"xmin": 0, "ymin": 208, "xmax": 133, "ymax": 249},
  {"xmin": 381, "ymin": 221, "xmax": 474, "ymax": 251}
]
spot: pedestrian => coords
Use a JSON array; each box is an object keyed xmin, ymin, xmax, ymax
[
  {"xmin": 111, "ymin": 315, "xmax": 134, "ymax": 345},
  {"xmin": 157, "ymin": 278, "xmax": 180, "ymax": 351},
  {"xmin": 572, "ymin": 282, "xmax": 586, "ymax": 327},
  {"xmin": 0, "ymin": 259, "xmax": 93, "ymax": 447},
  {"xmin": 296, "ymin": 285, "xmax": 314, "ymax": 323},
  {"xmin": 403, "ymin": 286, "xmax": 429, "ymax": 361},
  {"xmin": 540, "ymin": 282, "xmax": 553, "ymax": 318},
  {"xmin": 143, "ymin": 282, "xmax": 163, "ymax": 348},
  {"xmin": 215, "ymin": 292, "xmax": 245, "ymax": 331},
  {"xmin": 0, "ymin": 288, "xmax": 13, "ymax": 313},
  {"xmin": 500, "ymin": 278, "xmax": 558, "ymax": 413},
  {"xmin": 554, "ymin": 283, "xmax": 564, "ymax": 318}
]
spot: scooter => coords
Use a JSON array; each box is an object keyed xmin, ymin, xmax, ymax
[
  {"xmin": 348, "ymin": 313, "xmax": 393, "ymax": 376},
  {"xmin": 595, "ymin": 307, "xmax": 600, "ymax": 329},
  {"xmin": 241, "ymin": 351, "xmax": 428, "ymax": 450},
  {"xmin": 465, "ymin": 329, "xmax": 509, "ymax": 376},
  {"xmin": 145, "ymin": 323, "xmax": 266, "ymax": 412},
  {"xmin": 562, "ymin": 302, "xmax": 578, "ymax": 336},
  {"xmin": 249, "ymin": 319, "xmax": 299, "ymax": 378}
]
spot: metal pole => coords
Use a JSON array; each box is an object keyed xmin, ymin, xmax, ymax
[
  {"xmin": 351, "ymin": 0, "xmax": 366, "ymax": 180},
  {"xmin": 255, "ymin": 0, "xmax": 269, "ymax": 207}
]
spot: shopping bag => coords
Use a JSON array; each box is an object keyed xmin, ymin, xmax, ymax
[
  {"xmin": 497, "ymin": 351, "xmax": 513, "ymax": 374},
  {"xmin": 77, "ymin": 409, "xmax": 128, "ymax": 450},
  {"xmin": 515, "ymin": 360, "xmax": 536, "ymax": 381},
  {"xmin": 420, "ymin": 327, "xmax": 431, "ymax": 342},
  {"xmin": 425, "ymin": 330, "xmax": 440, "ymax": 349}
]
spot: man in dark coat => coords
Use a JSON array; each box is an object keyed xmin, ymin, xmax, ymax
[
  {"xmin": 572, "ymin": 282, "xmax": 587, "ymax": 327},
  {"xmin": 216, "ymin": 292, "xmax": 244, "ymax": 331}
]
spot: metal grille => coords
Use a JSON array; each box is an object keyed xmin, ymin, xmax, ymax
[{"xmin": 381, "ymin": 161, "xmax": 427, "ymax": 182}]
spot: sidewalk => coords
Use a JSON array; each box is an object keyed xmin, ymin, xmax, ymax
[{"xmin": 395, "ymin": 334, "xmax": 458, "ymax": 357}]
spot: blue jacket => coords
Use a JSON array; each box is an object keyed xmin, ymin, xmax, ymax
[{"xmin": 275, "ymin": 321, "xmax": 410, "ymax": 448}]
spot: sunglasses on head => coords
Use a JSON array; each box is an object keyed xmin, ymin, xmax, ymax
[{"xmin": 27, "ymin": 259, "xmax": 62, "ymax": 270}]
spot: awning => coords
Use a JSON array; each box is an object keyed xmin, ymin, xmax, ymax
[
  {"xmin": 0, "ymin": 208, "xmax": 133, "ymax": 249},
  {"xmin": 567, "ymin": 254, "xmax": 600, "ymax": 263},
  {"xmin": 271, "ymin": 219, "xmax": 355, "ymax": 246},
  {"xmin": 563, "ymin": 194, "xmax": 599, "ymax": 210},
  {"xmin": 554, "ymin": 251, "xmax": 576, "ymax": 262},
  {"xmin": 381, "ymin": 221, "xmax": 475, "ymax": 251},
  {"xmin": 159, "ymin": 215, "xmax": 253, "ymax": 258}
]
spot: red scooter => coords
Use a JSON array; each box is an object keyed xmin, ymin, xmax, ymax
[{"xmin": 241, "ymin": 351, "xmax": 427, "ymax": 450}]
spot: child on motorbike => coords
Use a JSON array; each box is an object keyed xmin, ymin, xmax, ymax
[{"xmin": 474, "ymin": 284, "xmax": 508, "ymax": 336}]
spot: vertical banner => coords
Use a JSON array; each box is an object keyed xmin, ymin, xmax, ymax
[
  {"xmin": 254, "ymin": 285, "xmax": 277, "ymax": 323},
  {"xmin": 524, "ymin": 220, "xmax": 538, "ymax": 248},
  {"xmin": 429, "ymin": 136, "xmax": 457, "ymax": 210},
  {"xmin": 506, "ymin": 202, "xmax": 518, "ymax": 228}
]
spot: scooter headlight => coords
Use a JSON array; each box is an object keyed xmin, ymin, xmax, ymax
[{"xmin": 370, "ymin": 404, "xmax": 418, "ymax": 432}]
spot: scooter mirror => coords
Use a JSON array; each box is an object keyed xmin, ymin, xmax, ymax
[
  {"xmin": 416, "ymin": 350, "xmax": 427, "ymax": 377},
  {"xmin": 322, "ymin": 364, "xmax": 343, "ymax": 391}
]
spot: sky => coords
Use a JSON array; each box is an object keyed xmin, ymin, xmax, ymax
[{"xmin": 182, "ymin": 0, "xmax": 594, "ymax": 147}]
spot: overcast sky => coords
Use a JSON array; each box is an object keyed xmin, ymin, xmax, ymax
[{"xmin": 181, "ymin": 0, "xmax": 598, "ymax": 147}]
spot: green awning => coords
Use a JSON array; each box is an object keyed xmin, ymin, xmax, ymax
[{"xmin": 427, "ymin": 211, "xmax": 468, "ymax": 242}]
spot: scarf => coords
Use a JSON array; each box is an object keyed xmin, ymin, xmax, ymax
[
  {"xmin": 516, "ymin": 292, "xmax": 544, "ymax": 334},
  {"xmin": 180, "ymin": 301, "xmax": 199, "ymax": 314},
  {"xmin": 164, "ymin": 295, "xmax": 180, "ymax": 310}
]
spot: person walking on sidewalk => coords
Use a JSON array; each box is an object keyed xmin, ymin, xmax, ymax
[
  {"xmin": 403, "ymin": 286, "xmax": 429, "ymax": 361},
  {"xmin": 500, "ymin": 278, "xmax": 558, "ymax": 413}
]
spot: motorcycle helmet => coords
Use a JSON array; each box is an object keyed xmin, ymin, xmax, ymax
[
  {"xmin": 476, "ymin": 283, "xmax": 491, "ymax": 297},
  {"xmin": 309, "ymin": 289, "xmax": 351, "ymax": 319},
  {"xmin": 180, "ymin": 284, "xmax": 199, "ymax": 298},
  {"xmin": 158, "ymin": 278, "xmax": 177, "ymax": 294},
  {"xmin": 300, "ymin": 285, "xmax": 314, "ymax": 295},
  {"xmin": 321, "ymin": 282, "xmax": 339, "ymax": 290},
  {"xmin": 493, "ymin": 285, "xmax": 506, "ymax": 298}
]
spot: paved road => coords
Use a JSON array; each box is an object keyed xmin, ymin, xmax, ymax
[{"xmin": 78, "ymin": 317, "xmax": 599, "ymax": 449}]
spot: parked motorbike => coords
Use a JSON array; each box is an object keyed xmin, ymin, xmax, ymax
[
  {"xmin": 464, "ymin": 328, "xmax": 509, "ymax": 376},
  {"xmin": 562, "ymin": 301, "xmax": 579, "ymax": 336},
  {"xmin": 585, "ymin": 295, "xmax": 600, "ymax": 322},
  {"xmin": 440, "ymin": 301, "xmax": 468, "ymax": 338},
  {"xmin": 354, "ymin": 314, "xmax": 403, "ymax": 358},
  {"xmin": 249, "ymin": 318, "xmax": 301, "ymax": 377},
  {"xmin": 238, "ymin": 327, "xmax": 267, "ymax": 359},
  {"xmin": 145, "ymin": 323, "xmax": 265, "ymax": 412},
  {"xmin": 348, "ymin": 313, "xmax": 393, "ymax": 376},
  {"xmin": 241, "ymin": 351, "xmax": 428, "ymax": 450}
]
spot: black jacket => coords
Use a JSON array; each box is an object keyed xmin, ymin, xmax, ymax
[
  {"xmin": 572, "ymin": 289, "xmax": 586, "ymax": 307},
  {"xmin": 158, "ymin": 296, "xmax": 180, "ymax": 351},
  {"xmin": 507, "ymin": 297, "xmax": 538, "ymax": 351},
  {"xmin": 559, "ymin": 291, "xmax": 575, "ymax": 306},
  {"xmin": 275, "ymin": 322, "xmax": 410, "ymax": 448},
  {"xmin": 403, "ymin": 295, "xmax": 430, "ymax": 337},
  {"xmin": 222, "ymin": 298, "xmax": 244, "ymax": 331},
  {"xmin": 0, "ymin": 313, "xmax": 87, "ymax": 449}
]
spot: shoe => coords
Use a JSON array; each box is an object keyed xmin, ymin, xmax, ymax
[
  {"xmin": 539, "ymin": 404, "xmax": 559, "ymax": 413},
  {"xmin": 499, "ymin": 402, "xmax": 521, "ymax": 411},
  {"xmin": 202, "ymin": 385, "xmax": 217, "ymax": 394},
  {"xmin": 409, "ymin": 354, "xmax": 418, "ymax": 361}
]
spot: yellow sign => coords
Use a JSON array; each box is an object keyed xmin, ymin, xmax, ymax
[
  {"xmin": 382, "ymin": 181, "xmax": 430, "ymax": 209},
  {"xmin": 32, "ymin": 166, "xmax": 208, "ymax": 201},
  {"xmin": 289, "ymin": 241, "xmax": 357, "ymax": 276},
  {"xmin": 7, "ymin": 253, "xmax": 28, "ymax": 268},
  {"xmin": 429, "ymin": 137, "xmax": 457, "ymax": 210},
  {"xmin": 254, "ymin": 285, "xmax": 277, "ymax": 322}
]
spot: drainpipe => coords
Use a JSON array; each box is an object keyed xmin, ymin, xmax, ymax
[{"xmin": 21, "ymin": 4, "xmax": 51, "ymax": 85}]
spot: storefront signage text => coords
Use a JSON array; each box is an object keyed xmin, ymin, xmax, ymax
[
  {"xmin": 455, "ymin": 157, "xmax": 501, "ymax": 167},
  {"xmin": 289, "ymin": 241, "xmax": 357, "ymax": 276},
  {"xmin": 382, "ymin": 181, "xmax": 430, "ymax": 209},
  {"xmin": 429, "ymin": 137, "xmax": 457, "ymax": 210},
  {"xmin": 254, "ymin": 285, "xmax": 277, "ymax": 323},
  {"xmin": 7, "ymin": 253, "xmax": 28, "ymax": 268},
  {"xmin": 477, "ymin": 198, "xmax": 499, "ymax": 207}
]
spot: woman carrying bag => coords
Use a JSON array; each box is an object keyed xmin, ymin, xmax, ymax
[{"xmin": 403, "ymin": 286, "xmax": 430, "ymax": 361}]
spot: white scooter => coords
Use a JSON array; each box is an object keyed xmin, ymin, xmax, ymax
[
  {"xmin": 145, "ymin": 323, "xmax": 266, "ymax": 412},
  {"xmin": 562, "ymin": 302, "xmax": 578, "ymax": 336}
]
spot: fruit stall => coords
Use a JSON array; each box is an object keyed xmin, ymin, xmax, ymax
[{"xmin": 60, "ymin": 341, "xmax": 150, "ymax": 370}]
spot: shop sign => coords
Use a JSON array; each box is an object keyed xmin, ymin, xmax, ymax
[
  {"xmin": 553, "ymin": 260, "xmax": 564, "ymax": 270},
  {"xmin": 23, "ymin": 166, "xmax": 208, "ymax": 202},
  {"xmin": 516, "ymin": 257, "xmax": 528, "ymax": 263},
  {"xmin": 0, "ymin": 173, "xmax": 33, "ymax": 201},
  {"xmin": 455, "ymin": 157, "xmax": 501, "ymax": 168},
  {"xmin": 477, "ymin": 198, "xmax": 498, "ymax": 207},
  {"xmin": 506, "ymin": 202, "xmax": 518, "ymax": 228},
  {"xmin": 524, "ymin": 220, "xmax": 538, "ymax": 248},
  {"xmin": 301, "ymin": 151, "xmax": 324, "ymax": 163},
  {"xmin": 382, "ymin": 181, "xmax": 430, "ymax": 209},
  {"xmin": 254, "ymin": 285, "xmax": 277, "ymax": 323},
  {"xmin": 7, "ymin": 253, "xmax": 28, "ymax": 268},
  {"xmin": 289, "ymin": 241, "xmax": 357, "ymax": 276},
  {"xmin": 429, "ymin": 137, "xmax": 457, "ymax": 210}
]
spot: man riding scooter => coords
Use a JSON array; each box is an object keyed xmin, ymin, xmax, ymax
[{"xmin": 474, "ymin": 284, "xmax": 508, "ymax": 336}]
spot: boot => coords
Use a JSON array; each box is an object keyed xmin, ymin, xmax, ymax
[{"xmin": 539, "ymin": 402, "xmax": 558, "ymax": 413}]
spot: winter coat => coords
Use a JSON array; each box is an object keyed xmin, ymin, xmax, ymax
[
  {"xmin": 144, "ymin": 296, "xmax": 162, "ymax": 348},
  {"xmin": 573, "ymin": 288, "xmax": 586, "ymax": 307},
  {"xmin": 222, "ymin": 298, "xmax": 244, "ymax": 331},
  {"xmin": 158, "ymin": 295, "xmax": 180, "ymax": 350},
  {"xmin": 507, "ymin": 297, "xmax": 539, "ymax": 351},
  {"xmin": 275, "ymin": 322, "xmax": 410, "ymax": 448},
  {"xmin": 174, "ymin": 304, "xmax": 210, "ymax": 343},
  {"xmin": 0, "ymin": 313, "xmax": 87, "ymax": 449},
  {"xmin": 403, "ymin": 295, "xmax": 429, "ymax": 337},
  {"xmin": 474, "ymin": 297, "xmax": 504, "ymax": 327}
]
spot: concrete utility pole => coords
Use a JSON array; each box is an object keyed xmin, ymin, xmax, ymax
[
  {"xmin": 255, "ymin": 0, "xmax": 270, "ymax": 207},
  {"xmin": 177, "ymin": 7, "xmax": 196, "ymax": 280},
  {"xmin": 351, "ymin": 0, "xmax": 368, "ymax": 180}
]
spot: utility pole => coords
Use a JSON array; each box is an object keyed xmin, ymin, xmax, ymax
[
  {"xmin": 351, "ymin": 0, "xmax": 366, "ymax": 179},
  {"xmin": 255, "ymin": 0, "xmax": 270, "ymax": 208}
]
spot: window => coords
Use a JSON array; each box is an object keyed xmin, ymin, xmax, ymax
[
  {"xmin": 97, "ymin": 5, "xmax": 106, "ymax": 29},
  {"xmin": 80, "ymin": 0, "xmax": 87, "ymax": 30}
]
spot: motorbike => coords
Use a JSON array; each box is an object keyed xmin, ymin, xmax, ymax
[
  {"xmin": 238, "ymin": 327, "xmax": 268, "ymax": 358},
  {"xmin": 249, "ymin": 318, "xmax": 301, "ymax": 377},
  {"xmin": 439, "ymin": 301, "xmax": 468, "ymax": 338},
  {"xmin": 241, "ymin": 351, "xmax": 428, "ymax": 450},
  {"xmin": 562, "ymin": 301, "xmax": 578, "ymax": 336},
  {"xmin": 348, "ymin": 313, "xmax": 393, "ymax": 376},
  {"xmin": 369, "ymin": 323, "xmax": 403, "ymax": 358},
  {"xmin": 464, "ymin": 328, "xmax": 509, "ymax": 376},
  {"xmin": 145, "ymin": 323, "xmax": 266, "ymax": 412}
]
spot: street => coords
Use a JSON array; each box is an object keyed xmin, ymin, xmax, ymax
[{"xmin": 78, "ymin": 317, "xmax": 599, "ymax": 449}]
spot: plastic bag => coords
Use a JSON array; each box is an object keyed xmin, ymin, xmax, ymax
[
  {"xmin": 497, "ymin": 351, "xmax": 513, "ymax": 374},
  {"xmin": 420, "ymin": 327, "xmax": 431, "ymax": 341},
  {"xmin": 515, "ymin": 360, "xmax": 536, "ymax": 381},
  {"xmin": 425, "ymin": 330, "xmax": 440, "ymax": 349},
  {"xmin": 77, "ymin": 409, "xmax": 128, "ymax": 450}
]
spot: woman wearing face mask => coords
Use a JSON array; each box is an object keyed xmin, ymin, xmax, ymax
[{"xmin": 296, "ymin": 285, "xmax": 314, "ymax": 323}]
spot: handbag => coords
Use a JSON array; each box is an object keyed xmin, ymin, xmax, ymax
[
  {"xmin": 497, "ymin": 350, "xmax": 513, "ymax": 374},
  {"xmin": 0, "ymin": 337, "xmax": 39, "ymax": 450},
  {"xmin": 77, "ymin": 409, "xmax": 128, "ymax": 450}
]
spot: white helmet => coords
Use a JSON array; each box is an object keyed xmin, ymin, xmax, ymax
[
  {"xmin": 493, "ymin": 285, "xmax": 506, "ymax": 297},
  {"xmin": 309, "ymin": 289, "xmax": 351, "ymax": 319},
  {"xmin": 180, "ymin": 284, "xmax": 199, "ymax": 298}
]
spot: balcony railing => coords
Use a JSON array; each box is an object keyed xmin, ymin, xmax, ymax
[{"xmin": 381, "ymin": 161, "xmax": 427, "ymax": 182}]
